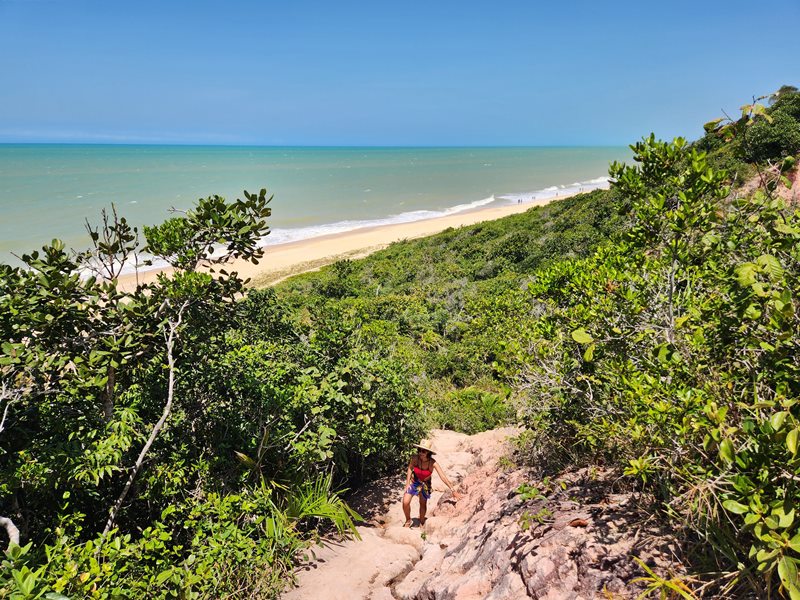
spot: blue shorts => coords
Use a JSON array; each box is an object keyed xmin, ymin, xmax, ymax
[{"xmin": 406, "ymin": 479, "xmax": 431, "ymax": 500}]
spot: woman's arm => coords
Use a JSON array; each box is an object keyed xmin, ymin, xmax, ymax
[{"xmin": 433, "ymin": 462, "xmax": 460, "ymax": 496}]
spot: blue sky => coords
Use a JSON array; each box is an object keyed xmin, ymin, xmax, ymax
[{"xmin": 1, "ymin": 0, "xmax": 797, "ymax": 146}]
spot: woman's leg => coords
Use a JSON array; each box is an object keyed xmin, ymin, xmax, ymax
[
  {"xmin": 402, "ymin": 493, "xmax": 413, "ymax": 525},
  {"xmin": 418, "ymin": 496, "xmax": 427, "ymax": 524}
]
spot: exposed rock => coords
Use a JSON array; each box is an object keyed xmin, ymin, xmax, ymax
[
  {"xmin": 283, "ymin": 428, "xmax": 686, "ymax": 599},
  {"xmin": 739, "ymin": 161, "xmax": 800, "ymax": 204},
  {"xmin": 282, "ymin": 526, "xmax": 419, "ymax": 600}
]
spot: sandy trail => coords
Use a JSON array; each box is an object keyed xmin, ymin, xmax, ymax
[
  {"xmin": 282, "ymin": 427, "xmax": 685, "ymax": 600},
  {"xmin": 282, "ymin": 428, "xmax": 518, "ymax": 600}
]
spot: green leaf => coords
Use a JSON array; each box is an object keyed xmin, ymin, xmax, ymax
[
  {"xmin": 770, "ymin": 411, "xmax": 789, "ymax": 432},
  {"xmin": 583, "ymin": 343, "xmax": 595, "ymax": 362},
  {"xmin": 155, "ymin": 569, "xmax": 173, "ymax": 586},
  {"xmin": 651, "ymin": 345, "xmax": 665, "ymax": 366},
  {"xmin": 744, "ymin": 513, "xmax": 761, "ymax": 525},
  {"xmin": 787, "ymin": 428, "xmax": 799, "ymax": 456},
  {"xmin": 735, "ymin": 263, "xmax": 758, "ymax": 287},
  {"xmin": 757, "ymin": 254, "xmax": 783, "ymax": 279},
  {"xmin": 722, "ymin": 499, "xmax": 749, "ymax": 514},
  {"xmin": 719, "ymin": 439, "xmax": 735, "ymax": 463},
  {"xmin": 571, "ymin": 328, "xmax": 594, "ymax": 344},
  {"xmin": 778, "ymin": 508, "xmax": 796, "ymax": 529},
  {"xmin": 775, "ymin": 222, "xmax": 800, "ymax": 236},
  {"xmin": 779, "ymin": 556, "xmax": 799, "ymax": 589},
  {"xmin": 756, "ymin": 547, "xmax": 780, "ymax": 564},
  {"xmin": 744, "ymin": 304, "xmax": 762, "ymax": 320}
]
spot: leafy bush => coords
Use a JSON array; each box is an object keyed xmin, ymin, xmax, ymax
[
  {"xmin": 0, "ymin": 475, "xmax": 358, "ymax": 599},
  {"xmin": 772, "ymin": 88, "xmax": 800, "ymax": 121},
  {"xmin": 744, "ymin": 111, "xmax": 800, "ymax": 163},
  {"xmin": 273, "ymin": 187, "xmax": 625, "ymax": 440},
  {"xmin": 0, "ymin": 191, "xmax": 406, "ymax": 598},
  {"xmin": 425, "ymin": 385, "xmax": 513, "ymax": 434},
  {"xmin": 510, "ymin": 133, "xmax": 800, "ymax": 596}
]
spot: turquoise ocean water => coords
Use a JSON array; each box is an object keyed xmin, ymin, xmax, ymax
[{"xmin": 0, "ymin": 145, "xmax": 630, "ymax": 267}]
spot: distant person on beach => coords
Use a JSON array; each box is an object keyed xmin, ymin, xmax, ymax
[{"xmin": 402, "ymin": 441, "xmax": 460, "ymax": 527}]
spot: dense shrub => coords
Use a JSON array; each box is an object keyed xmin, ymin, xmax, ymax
[
  {"xmin": 745, "ymin": 111, "xmax": 800, "ymax": 162},
  {"xmin": 425, "ymin": 386, "xmax": 513, "ymax": 434},
  {"xmin": 510, "ymin": 135, "xmax": 800, "ymax": 597},
  {"xmin": 773, "ymin": 89, "xmax": 800, "ymax": 121}
]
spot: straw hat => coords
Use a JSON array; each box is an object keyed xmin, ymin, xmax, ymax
[{"xmin": 416, "ymin": 440, "xmax": 436, "ymax": 455}]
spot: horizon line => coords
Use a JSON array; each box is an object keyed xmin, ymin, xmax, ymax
[{"xmin": 0, "ymin": 141, "xmax": 630, "ymax": 149}]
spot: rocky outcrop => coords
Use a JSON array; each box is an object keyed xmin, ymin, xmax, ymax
[
  {"xmin": 284, "ymin": 428, "xmax": 685, "ymax": 599},
  {"xmin": 739, "ymin": 161, "xmax": 800, "ymax": 204}
]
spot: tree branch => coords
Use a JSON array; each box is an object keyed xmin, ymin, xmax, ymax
[
  {"xmin": 101, "ymin": 301, "xmax": 188, "ymax": 538},
  {"xmin": 0, "ymin": 383, "xmax": 23, "ymax": 437},
  {"xmin": 0, "ymin": 516, "xmax": 20, "ymax": 551},
  {"xmin": 0, "ymin": 399, "xmax": 10, "ymax": 436}
]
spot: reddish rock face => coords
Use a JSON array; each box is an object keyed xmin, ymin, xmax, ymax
[
  {"xmin": 285, "ymin": 427, "xmax": 684, "ymax": 600},
  {"xmin": 740, "ymin": 162, "xmax": 800, "ymax": 204}
]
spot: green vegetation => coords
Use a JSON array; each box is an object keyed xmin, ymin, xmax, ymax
[
  {"xmin": 0, "ymin": 182, "xmax": 623, "ymax": 599},
  {"xmin": 515, "ymin": 136, "xmax": 798, "ymax": 597},
  {"xmin": 697, "ymin": 86, "xmax": 800, "ymax": 183},
  {"xmin": 0, "ymin": 192, "xmax": 416, "ymax": 598},
  {"xmin": 1, "ymin": 86, "xmax": 799, "ymax": 597}
]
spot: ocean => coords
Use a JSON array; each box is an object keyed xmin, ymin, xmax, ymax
[{"xmin": 0, "ymin": 145, "xmax": 630, "ymax": 266}]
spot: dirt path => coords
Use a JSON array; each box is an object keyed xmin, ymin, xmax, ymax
[
  {"xmin": 282, "ymin": 428, "xmax": 516, "ymax": 600},
  {"xmin": 283, "ymin": 428, "xmax": 684, "ymax": 599}
]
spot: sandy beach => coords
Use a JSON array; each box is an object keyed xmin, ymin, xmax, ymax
[{"xmin": 119, "ymin": 189, "xmax": 598, "ymax": 290}]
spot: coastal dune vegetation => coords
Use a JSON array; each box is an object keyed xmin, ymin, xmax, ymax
[{"xmin": 1, "ymin": 86, "xmax": 799, "ymax": 598}]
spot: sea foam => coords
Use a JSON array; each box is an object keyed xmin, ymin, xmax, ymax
[{"xmin": 496, "ymin": 175, "xmax": 610, "ymax": 204}]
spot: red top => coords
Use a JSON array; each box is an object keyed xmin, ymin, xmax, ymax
[{"xmin": 413, "ymin": 459, "xmax": 434, "ymax": 482}]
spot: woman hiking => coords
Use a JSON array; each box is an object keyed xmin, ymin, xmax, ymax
[{"xmin": 402, "ymin": 441, "xmax": 460, "ymax": 527}]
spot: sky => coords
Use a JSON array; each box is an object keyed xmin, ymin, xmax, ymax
[{"xmin": 0, "ymin": 0, "xmax": 798, "ymax": 146}]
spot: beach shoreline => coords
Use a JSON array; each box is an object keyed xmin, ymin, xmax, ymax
[{"xmin": 119, "ymin": 185, "xmax": 606, "ymax": 290}]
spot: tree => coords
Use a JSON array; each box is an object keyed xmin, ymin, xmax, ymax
[{"xmin": 0, "ymin": 189, "xmax": 271, "ymax": 546}]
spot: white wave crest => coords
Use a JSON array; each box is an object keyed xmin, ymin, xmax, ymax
[{"xmin": 264, "ymin": 195, "xmax": 497, "ymax": 247}]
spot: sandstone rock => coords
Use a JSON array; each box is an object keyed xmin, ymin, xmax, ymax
[
  {"xmin": 284, "ymin": 427, "xmax": 686, "ymax": 599},
  {"xmin": 383, "ymin": 524, "xmax": 425, "ymax": 552},
  {"xmin": 283, "ymin": 526, "xmax": 418, "ymax": 600}
]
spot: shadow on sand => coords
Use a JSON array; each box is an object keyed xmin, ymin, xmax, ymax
[{"xmin": 344, "ymin": 474, "xmax": 406, "ymax": 525}]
